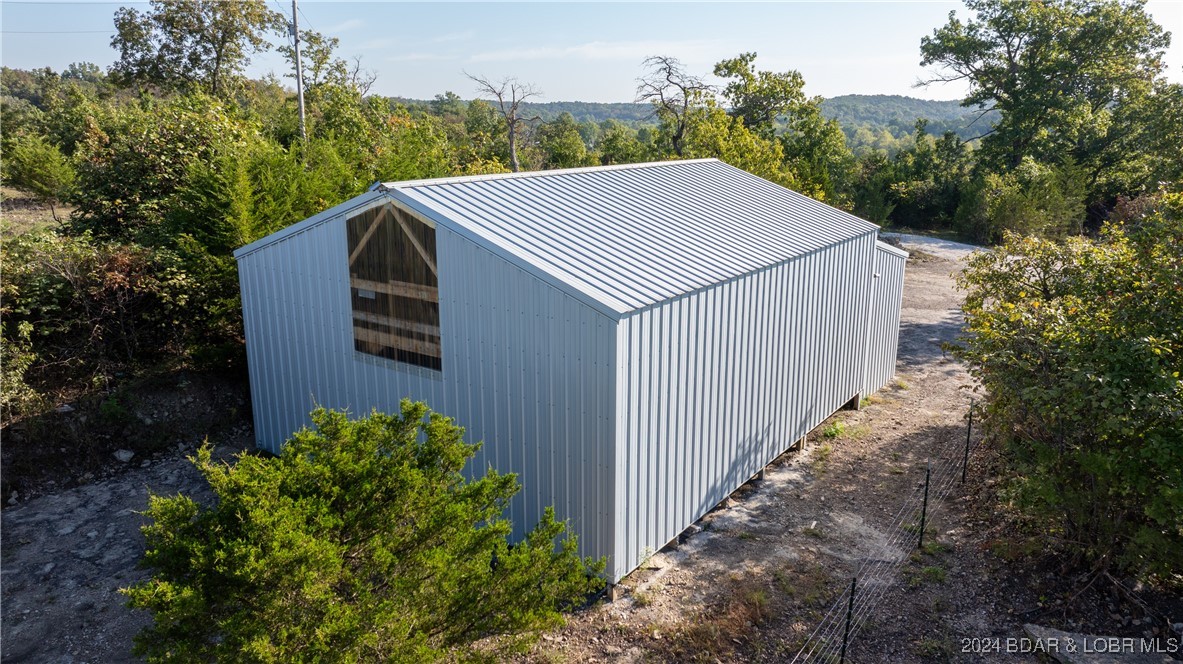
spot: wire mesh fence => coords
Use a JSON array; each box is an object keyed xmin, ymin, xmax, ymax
[{"xmin": 790, "ymin": 400, "xmax": 978, "ymax": 664}]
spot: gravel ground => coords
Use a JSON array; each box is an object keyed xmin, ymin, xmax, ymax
[{"xmin": 1, "ymin": 431, "xmax": 252, "ymax": 663}]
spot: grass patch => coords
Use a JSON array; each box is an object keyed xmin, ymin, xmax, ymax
[
  {"xmin": 773, "ymin": 569, "xmax": 794, "ymax": 594},
  {"xmin": 846, "ymin": 424, "xmax": 871, "ymax": 440},
  {"xmin": 914, "ymin": 636, "xmax": 953, "ymax": 658},
  {"xmin": 907, "ymin": 565, "xmax": 947, "ymax": 587},
  {"xmin": 810, "ymin": 443, "xmax": 833, "ymax": 475},
  {"xmin": 743, "ymin": 588, "xmax": 769, "ymax": 623},
  {"xmin": 921, "ymin": 541, "xmax": 952, "ymax": 556},
  {"xmin": 821, "ymin": 421, "xmax": 846, "ymax": 438},
  {"xmin": 894, "ymin": 378, "xmax": 910, "ymax": 390},
  {"xmin": 736, "ymin": 531, "xmax": 757, "ymax": 541},
  {"xmin": 654, "ymin": 577, "xmax": 774, "ymax": 662},
  {"xmin": 987, "ymin": 537, "xmax": 1043, "ymax": 562},
  {"xmin": 775, "ymin": 562, "xmax": 833, "ymax": 608},
  {"xmin": 632, "ymin": 588, "xmax": 654, "ymax": 607}
]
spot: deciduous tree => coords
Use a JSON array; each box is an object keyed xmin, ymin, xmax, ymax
[
  {"xmin": 713, "ymin": 52, "xmax": 807, "ymax": 139},
  {"xmin": 920, "ymin": 0, "xmax": 1172, "ymax": 204},
  {"xmin": 110, "ymin": 0, "xmax": 283, "ymax": 96},
  {"xmin": 538, "ymin": 112, "xmax": 593, "ymax": 169}
]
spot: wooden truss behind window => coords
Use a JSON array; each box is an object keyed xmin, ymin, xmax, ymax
[{"xmin": 346, "ymin": 203, "xmax": 441, "ymax": 371}]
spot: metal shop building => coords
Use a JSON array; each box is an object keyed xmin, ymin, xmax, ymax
[{"xmin": 234, "ymin": 158, "xmax": 907, "ymax": 581}]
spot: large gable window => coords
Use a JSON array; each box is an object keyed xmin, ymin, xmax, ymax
[{"xmin": 346, "ymin": 203, "xmax": 441, "ymax": 371}]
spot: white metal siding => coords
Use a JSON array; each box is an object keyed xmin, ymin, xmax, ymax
[
  {"xmin": 238, "ymin": 163, "xmax": 907, "ymax": 586},
  {"xmin": 863, "ymin": 242, "xmax": 907, "ymax": 396},
  {"xmin": 238, "ymin": 214, "xmax": 618, "ymax": 571},
  {"xmin": 612, "ymin": 232, "xmax": 877, "ymax": 580}
]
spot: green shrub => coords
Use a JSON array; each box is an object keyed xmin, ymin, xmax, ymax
[
  {"xmin": 822, "ymin": 421, "xmax": 846, "ymax": 438},
  {"xmin": 954, "ymin": 192, "xmax": 1183, "ymax": 582},
  {"xmin": 0, "ymin": 230, "xmax": 195, "ymax": 394},
  {"xmin": 955, "ymin": 158, "xmax": 1086, "ymax": 243},
  {"xmin": 123, "ymin": 401, "xmax": 605, "ymax": 662},
  {"xmin": 68, "ymin": 93, "xmax": 252, "ymax": 243},
  {"xmin": 0, "ymin": 321, "xmax": 42, "ymax": 421},
  {"xmin": 1, "ymin": 132, "xmax": 75, "ymax": 219}
]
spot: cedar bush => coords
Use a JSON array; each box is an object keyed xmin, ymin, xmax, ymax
[
  {"xmin": 123, "ymin": 401, "xmax": 605, "ymax": 662},
  {"xmin": 954, "ymin": 192, "xmax": 1183, "ymax": 583}
]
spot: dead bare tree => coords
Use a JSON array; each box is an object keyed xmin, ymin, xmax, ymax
[
  {"xmin": 348, "ymin": 56, "xmax": 377, "ymax": 96},
  {"xmin": 465, "ymin": 73, "xmax": 541, "ymax": 172},
  {"xmin": 635, "ymin": 55, "xmax": 712, "ymax": 157}
]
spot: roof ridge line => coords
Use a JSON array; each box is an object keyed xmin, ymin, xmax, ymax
[{"xmin": 378, "ymin": 158, "xmax": 719, "ymax": 190}]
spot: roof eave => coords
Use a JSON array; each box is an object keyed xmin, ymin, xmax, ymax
[{"xmin": 380, "ymin": 158, "xmax": 720, "ymax": 190}]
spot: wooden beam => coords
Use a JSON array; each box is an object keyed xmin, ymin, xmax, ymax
[
  {"xmin": 352, "ymin": 310, "xmax": 440, "ymax": 337},
  {"xmin": 353, "ymin": 326, "xmax": 441, "ymax": 358},
  {"xmin": 347, "ymin": 206, "xmax": 390, "ymax": 267},
  {"xmin": 351, "ymin": 278, "xmax": 438, "ymax": 302},
  {"xmin": 393, "ymin": 207, "xmax": 438, "ymax": 277}
]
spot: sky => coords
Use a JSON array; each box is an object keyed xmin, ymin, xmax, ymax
[{"xmin": 2, "ymin": 1, "xmax": 1181, "ymax": 103}]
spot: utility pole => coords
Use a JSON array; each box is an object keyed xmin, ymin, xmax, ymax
[{"xmin": 291, "ymin": 0, "xmax": 307, "ymax": 143}]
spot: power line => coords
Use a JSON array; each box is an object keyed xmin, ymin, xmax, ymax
[
  {"xmin": 296, "ymin": 4, "xmax": 316, "ymax": 33},
  {"xmin": 2, "ymin": 30, "xmax": 112, "ymax": 34}
]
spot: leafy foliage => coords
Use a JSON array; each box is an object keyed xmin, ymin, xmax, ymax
[
  {"xmin": 714, "ymin": 52, "xmax": 808, "ymax": 140},
  {"xmin": 681, "ymin": 97, "xmax": 800, "ymax": 192},
  {"xmin": 954, "ymin": 192, "xmax": 1183, "ymax": 581},
  {"xmin": 123, "ymin": 402, "xmax": 605, "ymax": 662},
  {"xmin": 538, "ymin": 112, "xmax": 596, "ymax": 169},
  {"xmin": 1, "ymin": 132, "xmax": 76, "ymax": 219},
  {"xmin": 955, "ymin": 158, "xmax": 1086, "ymax": 242},
  {"xmin": 69, "ymin": 93, "xmax": 252, "ymax": 243},
  {"xmin": 0, "ymin": 321, "xmax": 42, "ymax": 421},
  {"xmin": 921, "ymin": 0, "xmax": 1174, "ymax": 211},
  {"xmin": 0, "ymin": 230, "xmax": 195, "ymax": 395},
  {"xmin": 110, "ymin": 0, "xmax": 283, "ymax": 96}
]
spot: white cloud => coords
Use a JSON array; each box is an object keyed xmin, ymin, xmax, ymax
[
  {"xmin": 357, "ymin": 38, "xmax": 397, "ymax": 50},
  {"xmin": 386, "ymin": 52, "xmax": 456, "ymax": 63},
  {"xmin": 432, "ymin": 30, "xmax": 475, "ymax": 44},
  {"xmin": 323, "ymin": 18, "xmax": 365, "ymax": 33}
]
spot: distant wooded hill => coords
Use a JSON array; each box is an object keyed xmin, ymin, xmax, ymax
[
  {"xmin": 392, "ymin": 93, "xmax": 998, "ymax": 147},
  {"xmin": 820, "ymin": 94, "xmax": 998, "ymax": 141}
]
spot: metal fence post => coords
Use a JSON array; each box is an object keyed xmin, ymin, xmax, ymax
[
  {"xmin": 840, "ymin": 577, "xmax": 857, "ymax": 664},
  {"xmin": 918, "ymin": 461, "xmax": 931, "ymax": 549},
  {"xmin": 962, "ymin": 399, "xmax": 974, "ymax": 484}
]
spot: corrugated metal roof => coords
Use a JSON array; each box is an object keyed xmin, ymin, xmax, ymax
[
  {"xmin": 236, "ymin": 159, "xmax": 879, "ymax": 315},
  {"xmin": 387, "ymin": 158, "xmax": 877, "ymax": 314}
]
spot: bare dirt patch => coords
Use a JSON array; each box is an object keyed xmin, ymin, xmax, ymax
[{"xmin": 0, "ymin": 185, "xmax": 72, "ymax": 236}]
